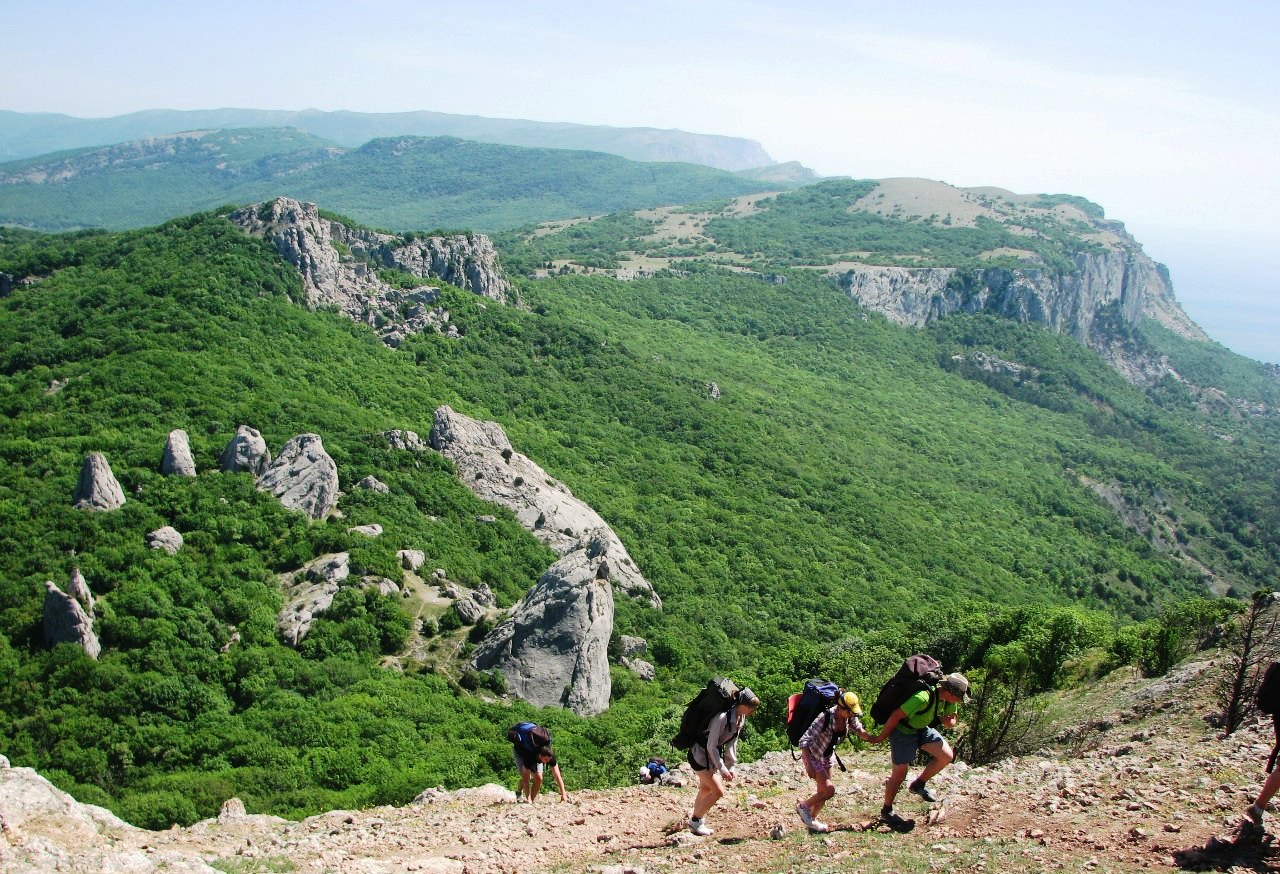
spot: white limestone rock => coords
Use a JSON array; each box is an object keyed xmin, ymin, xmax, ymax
[
  {"xmin": 42, "ymin": 580, "xmax": 100, "ymax": 659},
  {"xmin": 147, "ymin": 526, "xmax": 184, "ymax": 554},
  {"xmin": 73, "ymin": 452, "xmax": 125, "ymax": 511},
  {"xmin": 430, "ymin": 405, "xmax": 660, "ymax": 608},
  {"xmin": 220, "ymin": 425, "xmax": 271, "ymax": 476},
  {"xmin": 160, "ymin": 428, "xmax": 197, "ymax": 476},
  {"xmin": 258, "ymin": 433, "xmax": 339, "ymax": 520},
  {"xmin": 473, "ymin": 534, "xmax": 615, "ymax": 716}
]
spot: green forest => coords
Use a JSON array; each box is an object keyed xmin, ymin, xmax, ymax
[{"xmin": 0, "ymin": 201, "xmax": 1277, "ymax": 829}]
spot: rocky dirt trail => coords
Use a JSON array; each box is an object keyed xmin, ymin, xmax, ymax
[{"xmin": 3, "ymin": 662, "xmax": 1277, "ymax": 873}]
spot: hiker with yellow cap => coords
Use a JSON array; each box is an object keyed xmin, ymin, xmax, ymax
[{"xmin": 795, "ymin": 690, "xmax": 864, "ymax": 833}]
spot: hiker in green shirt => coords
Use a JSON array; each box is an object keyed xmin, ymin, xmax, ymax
[{"xmin": 859, "ymin": 673, "xmax": 969, "ymax": 825}]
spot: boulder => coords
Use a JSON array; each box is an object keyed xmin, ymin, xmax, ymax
[
  {"xmin": 473, "ymin": 534, "xmax": 615, "ymax": 716},
  {"xmin": 277, "ymin": 553, "xmax": 350, "ymax": 646},
  {"xmin": 347, "ymin": 524, "xmax": 383, "ymax": 537},
  {"xmin": 473, "ymin": 582, "xmax": 497, "ymax": 607},
  {"xmin": 72, "ymin": 452, "xmax": 125, "ymax": 511},
  {"xmin": 620, "ymin": 635, "xmax": 648, "ymax": 657},
  {"xmin": 355, "ymin": 475, "xmax": 389, "ymax": 493},
  {"xmin": 66, "ymin": 567, "xmax": 94, "ymax": 613},
  {"xmin": 399, "ymin": 549, "xmax": 426, "ymax": 571},
  {"xmin": 623, "ymin": 657, "xmax": 656, "ymax": 681},
  {"xmin": 220, "ymin": 425, "xmax": 270, "ymax": 476},
  {"xmin": 430, "ymin": 405, "xmax": 660, "ymax": 608},
  {"xmin": 160, "ymin": 428, "xmax": 197, "ymax": 476},
  {"xmin": 258, "ymin": 433, "xmax": 339, "ymax": 520},
  {"xmin": 453, "ymin": 597, "xmax": 485, "ymax": 625},
  {"xmin": 42, "ymin": 580, "xmax": 100, "ymax": 659},
  {"xmin": 146, "ymin": 526, "xmax": 184, "ymax": 555}
]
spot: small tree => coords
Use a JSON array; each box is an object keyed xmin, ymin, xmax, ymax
[
  {"xmin": 1217, "ymin": 590, "xmax": 1279, "ymax": 735},
  {"xmin": 955, "ymin": 642, "xmax": 1047, "ymax": 766}
]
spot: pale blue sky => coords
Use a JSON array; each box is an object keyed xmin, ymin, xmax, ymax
[{"xmin": 6, "ymin": 0, "xmax": 1278, "ymax": 362}]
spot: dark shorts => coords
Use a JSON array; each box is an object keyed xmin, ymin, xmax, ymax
[
  {"xmin": 890, "ymin": 726, "xmax": 945, "ymax": 766},
  {"xmin": 514, "ymin": 747, "xmax": 553, "ymax": 774},
  {"xmin": 687, "ymin": 746, "xmax": 709, "ymax": 772}
]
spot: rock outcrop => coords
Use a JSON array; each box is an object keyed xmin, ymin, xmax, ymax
[
  {"xmin": 355, "ymin": 475, "xmax": 389, "ymax": 493},
  {"xmin": 147, "ymin": 526, "xmax": 184, "ymax": 554},
  {"xmin": 66, "ymin": 566, "xmax": 94, "ymax": 614},
  {"xmin": 257, "ymin": 433, "xmax": 339, "ymax": 520},
  {"xmin": 42, "ymin": 579, "xmax": 100, "ymax": 659},
  {"xmin": 429, "ymin": 405, "xmax": 660, "ymax": 608},
  {"xmin": 229, "ymin": 198, "xmax": 512, "ymax": 346},
  {"xmin": 72, "ymin": 452, "xmax": 125, "ymax": 511},
  {"xmin": 220, "ymin": 425, "xmax": 270, "ymax": 476},
  {"xmin": 0, "ymin": 759, "xmax": 218, "ymax": 873},
  {"xmin": 473, "ymin": 534, "xmax": 616, "ymax": 716},
  {"xmin": 383, "ymin": 429, "xmax": 429, "ymax": 451},
  {"xmin": 160, "ymin": 428, "xmax": 197, "ymax": 476},
  {"xmin": 277, "ymin": 553, "xmax": 351, "ymax": 646}
]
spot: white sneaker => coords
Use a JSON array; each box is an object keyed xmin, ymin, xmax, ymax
[
  {"xmin": 809, "ymin": 818, "xmax": 830, "ymax": 833},
  {"xmin": 690, "ymin": 818, "xmax": 714, "ymax": 836},
  {"xmin": 796, "ymin": 802, "xmax": 815, "ymax": 828}
]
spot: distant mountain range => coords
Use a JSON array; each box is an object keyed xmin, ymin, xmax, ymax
[
  {"xmin": 0, "ymin": 128, "xmax": 802, "ymax": 232},
  {"xmin": 0, "ymin": 107, "xmax": 784, "ymax": 171}
]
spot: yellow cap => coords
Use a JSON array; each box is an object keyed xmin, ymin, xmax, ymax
[{"xmin": 838, "ymin": 691, "xmax": 862, "ymax": 716}]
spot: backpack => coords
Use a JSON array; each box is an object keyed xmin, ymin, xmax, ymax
[
  {"xmin": 1258, "ymin": 661, "xmax": 1280, "ymax": 773},
  {"xmin": 671, "ymin": 677, "xmax": 739, "ymax": 751},
  {"xmin": 870, "ymin": 654, "xmax": 944, "ymax": 726},
  {"xmin": 786, "ymin": 679, "xmax": 842, "ymax": 746},
  {"xmin": 507, "ymin": 721, "xmax": 552, "ymax": 752}
]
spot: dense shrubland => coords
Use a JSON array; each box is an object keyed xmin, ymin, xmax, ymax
[{"xmin": 0, "ymin": 211, "xmax": 1276, "ymax": 826}]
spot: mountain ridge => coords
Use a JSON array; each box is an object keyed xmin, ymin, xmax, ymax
[{"xmin": 0, "ymin": 107, "xmax": 778, "ymax": 171}]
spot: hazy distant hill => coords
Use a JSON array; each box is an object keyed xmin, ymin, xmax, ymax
[
  {"xmin": 0, "ymin": 107, "xmax": 779, "ymax": 171},
  {"xmin": 0, "ymin": 130, "xmax": 785, "ymax": 232}
]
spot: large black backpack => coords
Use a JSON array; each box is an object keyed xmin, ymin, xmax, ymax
[
  {"xmin": 1258, "ymin": 661, "xmax": 1280, "ymax": 772},
  {"xmin": 672, "ymin": 677, "xmax": 739, "ymax": 750},
  {"xmin": 870, "ymin": 654, "xmax": 944, "ymax": 726}
]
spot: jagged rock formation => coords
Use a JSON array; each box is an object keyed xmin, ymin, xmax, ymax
[
  {"xmin": 147, "ymin": 526, "xmax": 184, "ymax": 554},
  {"xmin": 72, "ymin": 452, "xmax": 125, "ymax": 511},
  {"xmin": 257, "ymin": 433, "xmax": 339, "ymax": 520},
  {"xmin": 429, "ymin": 405, "xmax": 660, "ymax": 609},
  {"xmin": 42, "ymin": 579, "xmax": 100, "ymax": 659},
  {"xmin": 66, "ymin": 566, "xmax": 94, "ymax": 614},
  {"xmin": 622, "ymin": 656, "xmax": 656, "ymax": 681},
  {"xmin": 383, "ymin": 429, "xmax": 429, "ymax": 451},
  {"xmin": 452, "ymin": 597, "xmax": 485, "ymax": 625},
  {"xmin": 161, "ymin": 428, "xmax": 197, "ymax": 476},
  {"xmin": 473, "ymin": 536, "xmax": 615, "ymax": 716},
  {"xmin": 277, "ymin": 553, "xmax": 351, "ymax": 646},
  {"xmin": 219, "ymin": 425, "xmax": 270, "ymax": 476},
  {"xmin": 229, "ymin": 198, "xmax": 512, "ymax": 346}
]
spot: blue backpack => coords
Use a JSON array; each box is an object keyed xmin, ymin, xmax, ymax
[{"xmin": 507, "ymin": 721, "xmax": 552, "ymax": 751}]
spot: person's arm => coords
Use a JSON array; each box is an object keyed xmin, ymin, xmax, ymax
[
  {"xmin": 721, "ymin": 713, "xmax": 741, "ymax": 778},
  {"xmin": 705, "ymin": 712, "xmax": 728, "ymax": 776},
  {"xmin": 863, "ymin": 707, "xmax": 906, "ymax": 743},
  {"xmin": 940, "ymin": 702, "xmax": 959, "ymax": 729},
  {"xmin": 551, "ymin": 763, "xmax": 567, "ymax": 801}
]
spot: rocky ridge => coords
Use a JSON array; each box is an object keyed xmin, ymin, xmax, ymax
[
  {"xmin": 3, "ymin": 662, "xmax": 1276, "ymax": 873},
  {"xmin": 229, "ymin": 197, "xmax": 511, "ymax": 347}
]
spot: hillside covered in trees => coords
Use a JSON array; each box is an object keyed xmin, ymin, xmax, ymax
[{"xmin": 0, "ymin": 180, "xmax": 1277, "ymax": 829}]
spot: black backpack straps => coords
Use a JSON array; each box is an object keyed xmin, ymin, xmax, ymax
[{"xmin": 1269, "ymin": 716, "xmax": 1279, "ymax": 774}]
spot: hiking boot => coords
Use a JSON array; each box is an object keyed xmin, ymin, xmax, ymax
[
  {"xmin": 795, "ymin": 802, "xmax": 815, "ymax": 828},
  {"xmin": 881, "ymin": 807, "xmax": 915, "ymax": 833},
  {"xmin": 909, "ymin": 780, "xmax": 939, "ymax": 803},
  {"xmin": 690, "ymin": 818, "xmax": 714, "ymax": 836}
]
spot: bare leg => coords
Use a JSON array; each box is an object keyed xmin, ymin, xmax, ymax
[
  {"xmin": 915, "ymin": 738, "xmax": 954, "ymax": 785},
  {"xmin": 692, "ymin": 769, "xmax": 725, "ymax": 819},
  {"xmin": 883, "ymin": 762, "xmax": 909, "ymax": 810},
  {"xmin": 805, "ymin": 770, "xmax": 836, "ymax": 818}
]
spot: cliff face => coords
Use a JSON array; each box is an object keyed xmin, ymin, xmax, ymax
[
  {"xmin": 838, "ymin": 239, "xmax": 1206, "ymax": 387},
  {"xmin": 229, "ymin": 198, "xmax": 511, "ymax": 346}
]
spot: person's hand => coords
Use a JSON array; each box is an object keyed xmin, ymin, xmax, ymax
[
  {"xmin": 560, "ymin": 793, "xmax": 568, "ymax": 802},
  {"xmin": 723, "ymin": 769, "xmax": 735, "ymax": 781}
]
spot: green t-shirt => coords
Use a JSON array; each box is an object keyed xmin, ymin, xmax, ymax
[{"xmin": 895, "ymin": 689, "xmax": 959, "ymax": 732}]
